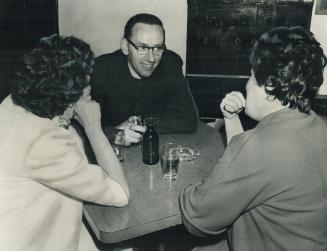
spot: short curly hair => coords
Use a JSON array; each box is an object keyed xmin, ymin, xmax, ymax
[
  {"xmin": 250, "ymin": 26, "xmax": 326, "ymax": 113},
  {"xmin": 12, "ymin": 34, "xmax": 95, "ymax": 119}
]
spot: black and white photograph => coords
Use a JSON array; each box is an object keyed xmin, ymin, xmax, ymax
[{"xmin": 1, "ymin": 0, "xmax": 327, "ymax": 251}]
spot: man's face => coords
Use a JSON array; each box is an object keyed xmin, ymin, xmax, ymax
[
  {"xmin": 245, "ymin": 70, "xmax": 268, "ymax": 121},
  {"xmin": 125, "ymin": 23, "xmax": 165, "ymax": 78}
]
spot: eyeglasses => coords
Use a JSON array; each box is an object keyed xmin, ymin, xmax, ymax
[{"xmin": 125, "ymin": 37, "xmax": 166, "ymax": 56}]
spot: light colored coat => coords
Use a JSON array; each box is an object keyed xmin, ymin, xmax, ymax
[{"xmin": 0, "ymin": 96, "xmax": 126, "ymax": 251}]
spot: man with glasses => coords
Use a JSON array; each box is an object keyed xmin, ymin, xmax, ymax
[{"xmin": 91, "ymin": 13, "xmax": 198, "ymax": 145}]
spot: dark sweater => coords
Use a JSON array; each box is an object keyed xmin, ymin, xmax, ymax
[{"xmin": 91, "ymin": 49, "xmax": 198, "ymax": 134}]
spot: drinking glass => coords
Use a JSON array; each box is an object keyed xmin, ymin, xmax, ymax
[
  {"xmin": 128, "ymin": 115, "xmax": 143, "ymax": 126},
  {"xmin": 107, "ymin": 131, "xmax": 125, "ymax": 162},
  {"xmin": 114, "ymin": 131, "xmax": 125, "ymax": 162},
  {"xmin": 160, "ymin": 144, "xmax": 180, "ymax": 181}
]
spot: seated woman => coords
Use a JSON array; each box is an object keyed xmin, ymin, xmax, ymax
[
  {"xmin": 180, "ymin": 26, "xmax": 327, "ymax": 251},
  {"xmin": 0, "ymin": 34, "xmax": 129, "ymax": 251}
]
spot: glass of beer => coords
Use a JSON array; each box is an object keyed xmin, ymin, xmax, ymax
[{"xmin": 160, "ymin": 143, "xmax": 180, "ymax": 182}]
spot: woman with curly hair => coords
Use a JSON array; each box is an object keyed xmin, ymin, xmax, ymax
[
  {"xmin": 0, "ymin": 34, "xmax": 129, "ymax": 250},
  {"xmin": 180, "ymin": 27, "xmax": 327, "ymax": 251}
]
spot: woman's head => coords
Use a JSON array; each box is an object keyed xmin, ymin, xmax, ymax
[
  {"xmin": 249, "ymin": 26, "xmax": 326, "ymax": 114},
  {"xmin": 12, "ymin": 34, "xmax": 95, "ymax": 119}
]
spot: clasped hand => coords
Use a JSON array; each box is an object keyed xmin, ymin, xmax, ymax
[
  {"xmin": 220, "ymin": 91, "xmax": 246, "ymax": 119},
  {"xmin": 74, "ymin": 96, "xmax": 101, "ymax": 130}
]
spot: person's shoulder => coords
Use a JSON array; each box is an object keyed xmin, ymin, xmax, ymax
[
  {"xmin": 93, "ymin": 50, "xmax": 126, "ymax": 76},
  {"xmin": 30, "ymin": 122, "xmax": 76, "ymax": 145},
  {"xmin": 157, "ymin": 50, "xmax": 184, "ymax": 75},
  {"xmin": 95, "ymin": 50, "xmax": 125, "ymax": 65},
  {"xmin": 26, "ymin": 126, "xmax": 81, "ymax": 161},
  {"xmin": 164, "ymin": 50, "xmax": 182, "ymax": 60},
  {"xmin": 162, "ymin": 50, "xmax": 183, "ymax": 66}
]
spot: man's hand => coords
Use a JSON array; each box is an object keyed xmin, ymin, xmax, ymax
[
  {"xmin": 123, "ymin": 123, "xmax": 146, "ymax": 146},
  {"xmin": 220, "ymin": 91, "xmax": 246, "ymax": 119},
  {"xmin": 115, "ymin": 117, "xmax": 147, "ymax": 146}
]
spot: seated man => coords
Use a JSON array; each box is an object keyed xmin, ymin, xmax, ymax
[
  {"xmin": 180, "ymin": 26, "xmax": 327, "ymax": 251},
  {"xmin": 91, "ymin": 13, "xmax": 198, "ymax": 145}
]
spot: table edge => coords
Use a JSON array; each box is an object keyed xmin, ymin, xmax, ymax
[{"xmin": 83, "ymin": 207, "xmax": 182, "ymax": 243}]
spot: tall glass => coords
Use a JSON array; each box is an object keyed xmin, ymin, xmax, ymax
[
  {"xmin": 160, "ymin": 145, "xmax": 180, "ymax": 181},
  {"xmin": 107, "ymin": 131, "xmax": 124, "ymax": 162},
  {"xmin": 114, "ymin": 131, "xmax": 125, "ymax": 162}
]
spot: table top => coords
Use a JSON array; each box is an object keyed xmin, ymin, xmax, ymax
[{"xmin": 83, "ymin": 122, "xmax": 225, "ymax": 243}]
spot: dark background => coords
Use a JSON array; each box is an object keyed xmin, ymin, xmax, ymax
[
  {"xmin": 186, "ymin": 0, "xmax": 315, "ymax": 120},
  {"xmin": 0, "ymin": 0, "xmax": 58, "ymax": 101},
  {"xmin": 0, "ymin": 0, "xmax": 326, "ymax": 249}
]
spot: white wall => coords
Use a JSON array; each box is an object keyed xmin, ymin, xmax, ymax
[
  {"xmin": 311, "ymin": 0, "xmax": 327, "ymax": 95},
  {"xmin": 58, "ymin": 0, "xmax": 187, "ymax": 71}
]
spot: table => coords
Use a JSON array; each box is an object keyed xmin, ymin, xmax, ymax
[{"xmin": 83, "ymin": 122, "xmax": 225, "ymax": 244}]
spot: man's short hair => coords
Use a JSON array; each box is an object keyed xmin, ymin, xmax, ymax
[
  {"xmin": 124, "ymin": 13, "xmax": 165, "ymax": 41},
  {"xmin": 250, "ymin": 26, "xmax": 326, "ymax": 113}
]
